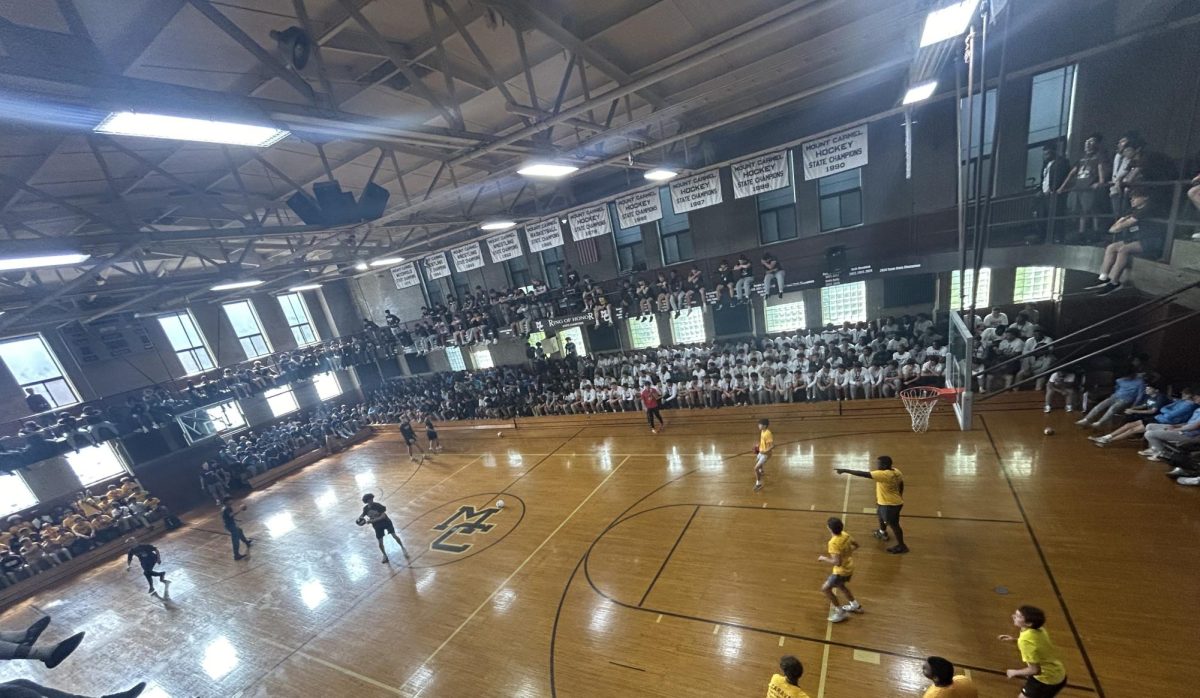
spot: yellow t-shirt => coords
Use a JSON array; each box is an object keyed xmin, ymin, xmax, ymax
[
  {"xmin": 1018, "ymin": 627, "xmax": 1066, "ymax": 686},
  {"xmin": 922, "ymin": 675, "xmax": 978, "ymax": 698},
  {"xmin": 759, "ymin": 428, "xmax": 774, "ymax": 454},
  {"xmin": 827, "ymin": 532, "xmax": 855, "ymax": 576},
  {"xmin": 870, "ymin": 468, "xmax": 903, "ymax": 505},
  {"xmin": 766, "ymin": 674, "xmax": 811, "ymax": 698}
]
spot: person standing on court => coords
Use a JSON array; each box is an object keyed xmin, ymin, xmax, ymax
[
  {"xmin": 124, "ymin": 540, "xmax": 168, "ymax": 593},
  {"xmin": 359, "ymin": 493, "xmax": 408, "ymax": 564},
  {"xmin": 817, "ymin": 516, "xmax": 860, "ymax": 623},
  {"xmin": 640, "ymin": 382, "xmax": 664, "ymax": 434},
  {"xmin": 765, "ymin": 655, "xmax": 810, "ymax": 697},
  {"xmin": 836, "ymin": 455, "xmax": 909, "ymax": 554},
  {"xmin": 754, "ymin": 418, "xmax": 773, "ymax": 491},
  {"xmin": 998, "ymin": 605, "xmax": 1067, "ymax": 698},
  {"xmin": 220, "ymin": 496, "xmax": 252, "ymax": 561},
  {"xmin": 921, "ymin": 656, "xmax": 978, "ymax": 697}
]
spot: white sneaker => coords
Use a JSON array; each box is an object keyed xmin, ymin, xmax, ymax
[
  {"xmin": 1088, "ymin": 435, "xmax": 1109, "ymax": 443},
  {"xmin": 1166, "ymin": 467, "xmax": 1187, "ymax": 478},
  {"xmin": 841, "ymin": 600, "xmax": 863, "ymax": 613},
  {"xmin": 1177, "ymin": 476, "xmax": 1200, "ymax": 486},
  {"xmin": 1074, "ymin": 418, "xmax": 1091, "ymax": 427},
  {"xmin": 828, "ymin": 609, "xmax": 849, "ymax": 623},
  {"xmin": 1065, "ymin": 405, "xmax": 1075, "ymax": 412},
  {"xmin": 1043, "ymin": 405, "xmax": 1052, "ymax": 413},
  {"xmin": 1138, "ymin": 448, "xmax": 1157, "ymax": 456}
]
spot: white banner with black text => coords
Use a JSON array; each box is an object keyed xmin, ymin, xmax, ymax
[
  {"xmin": 423, "ymin": 252, "xmax": 450, "ymax": 280},
  {"xmin": 390, "ymin": 262, "xmax": 420, "ymax": 289},
  {"xmin": 731, "ymin": 151, "xmax": 791, "ymax": 198},
  {"xmin": 450, "ymin": 241, "xmax": 484, "ymax": 272},
  {"xmin": 800, "ymin": 125, "xmax": 868, "ymax": 180},
  {"xmin": 615, "ymin": 188, "xmax": 663, "ymax": 229},
  {"xmin": 567, "ymin": 204, "xmax": 612, "ymax": 241},
  {"xmin": 669, "ymin": 169, "xmax": 723, "ymax": 214},
  {"xmin": 524, "ymin": 218, "xmax": 564, "ymax": 252},
  {"xmin": 485, "ymin": 229, "xmax": 523, "ymax": 263}
]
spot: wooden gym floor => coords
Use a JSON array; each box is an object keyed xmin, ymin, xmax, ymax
[{"xmin": 1, "ymin": 397, "xmax": 1196, "ymax": 697}]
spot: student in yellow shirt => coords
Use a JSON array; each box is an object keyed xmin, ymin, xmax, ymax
[
  {"xmin": 922, "ymin": 656, "xmax": 978, "ymax": 697},
  {"xmin": 754, "ymin": 418, "xmax": 773, "ymax": 491},
  {"xmin": 765, "ymin": 655, "xmax": 811, "ymax": 698},
  {"xmin": 998, "ymin": 605, "xmax": 1067, "ymax": 698},
  {"xmin": 835, "ymin": 454, "xmax": 909, "ymax": 554},
  {"xmin": 816, "ymin": 517, "xmax": 860, "ymax": 623}
]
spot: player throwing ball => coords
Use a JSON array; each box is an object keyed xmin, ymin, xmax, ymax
[
  {"xmin": 359, "ymin": 493, "xmax": 409, "ymax": 564},
  {"xmin": 836, "ymin": 455, "xmax": 909, "ymax": 554},
  {"xmin": 817, "ymin": 516, "xmax": 861, "ymax": 623},
  {"xmin": 754, "ymin": 418, "xmax": 773, "ymax": 491}
]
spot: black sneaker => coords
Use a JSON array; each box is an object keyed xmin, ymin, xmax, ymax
[
  {"xmin": 886, "ymin": 544, "xmax": 910, "ymax": 554},
  {"xmin": 1097, "ymin": 282, "xmax": 1123, "ymax": 296},
  {"xmin": 1084, "ymin": 279, "xmax": 1110, "ymax": 290}
]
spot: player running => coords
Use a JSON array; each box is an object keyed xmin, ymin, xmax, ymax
[
  {"xmin": 835, "ymin": 455, "xmax": 909, "ymax": 554},
  {"xmin": 754, "ymin": 418, "xmax": 773, "ymax": 491},
  {"xmin": 817, "ymin": 516, "xmax": 861, "ymax": 623},
  {"xmin": 125, "ymin": 540, "xmax": 168, "ymax": 593},
  {"xmin": 998, "ymin": 606, "xmax": 1067, "ymax": 698},
  {"xmin": 359, "ymin": 493, "xmax": 409, "ymax": 564}
]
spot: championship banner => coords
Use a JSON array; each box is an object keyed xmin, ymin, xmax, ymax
[
  {"xmin": 486, "ymin": 229, "xmax": 523, "ymax": 263},
  {"xmin": 800, "ymin": 125, "xmax": 868, "ymax": 180},
  {"xmin": 524, "ymin": 218, "xmax": 564, "ymax": 252},
  {"xmin": 669, "ymin": 169, "xmax": 723, "ymax": 214},
  {"xmin": 390, "ymin": 262, "xmax": 420, "ymax": 289},
  {"xmin": 567, "ymin": 204, "xmax": 612, "ymax": 241},
  {"xmin": 450, "ymin": 241, "xmax": 484, "ymax": 272},
  {"xmin": 615, "ymin": 188, "xmax": 663, "ymax": 229},
  {"xmin": 423, "ymin": 252, "xmax": 450, "ymax": 279},
  {"xmin": 731, "ymin": 151, "xmax": 790, "ymax": 198}
]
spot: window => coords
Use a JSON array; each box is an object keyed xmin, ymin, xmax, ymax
[
  {"xmin": 445, "ymin": 345, "xmax": 466, "ymax": 371},
  {"xmin": 1, "ymin": 472, "xmax": 37, "ymax": 517},
  {"xmin": 820, "ymin": 282, "xmax": 867, "ymax": 324},
  {"xmin": 313, "ymin": 372, "xmax": 342, "ymax": 401},
  {"xmin": 526, "ymin": 331, "xmax": 546, "ymax": 348},
  {"xmin": 1013, "ymin": 266, "xmax": 1064, "ymax": 304},
  {"xmin": 817, "ymin": 170, "xmax": 862, "ymax": 232},
  {"xmin": 765, "ymin": 300, "xmax": 807, "ymax": 334},
  {"xmin": 278, "ymin": 293, "xmax": 319, "ymax": 346},
  {"xmin": 0, "ymin": 334, "xmax": 80, "ymax": 409},
  {"xmin": 670, "ymin": 312, "xmax": 706, "ymax": 345},
  {"xmin": 960, "ymin": 87, "xmax": 998, "ymax": 198},
  {"xmin": 658, "ymin": 187, "xmax": 693, "ymax": 264},
  {"xmin": 628, "ymin": 318, "xmax": 661, "ymax": 349},
  {"xmin": 1024, "ymin": 65, "xmax": 1076, "ymax": 188},
  {"xmin": 157, "ymin": 310, "xmax": 214, "ymax": 375},
  {"xmin": 758, "ymin": 160, "xmax": 798, "ymax": 243},
  {"xmin": 557, "ymin": 326, "xmax": 587, "ymax": 357},
  {"xmin": 177, "ymin": 400, "xmax": 246, "ymax": 445},
  {"xmin": 950, "ymin": 268, "xmax": 992, "ymax": 311},
  {"xmin": 470, "ymin": 346, "xmax": 494, "ymax": 369},
  {"xmin": 264, "ymin": 384, "xmax": 299, "ymax": 417},
  {"xmin": 505, "ymin": 255, "xmax": 532, "ymax": 289},
  {"xmin": 611, "ymin": 202, "xmax": 646, "ymax": 272},
  {"xmin": 541, "ymin": 247, "xmax": 565, "ymax": 289},
  {"xmin": 66, "ymin": 442, "xmax": 128, "ymax": 487},
  {"xmin": 222, "ymin": 300, "xmax": 271, "ymax": 359}
]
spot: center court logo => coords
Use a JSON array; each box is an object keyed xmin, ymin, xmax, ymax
[{"xmin": 430, "ymin": 505, "xmax": 501, "ymax": 553}]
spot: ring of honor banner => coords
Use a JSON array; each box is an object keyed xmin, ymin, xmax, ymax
[
  {"xmin": 731, "ymin": 151, "xmax": 790, "ymax": 198},
  {"xmin": 525, "ymin": 218, "xmax": 564, "ymax": 252},
  {"xmin": 800, "ymin": 125, "xmax": 868, "ymax": 180},
  {"xmin": 669, "ymin": 169, "xmax": 723, "ymax": 214},
  {"xmin": 390, "ymin": 262, "xmax": 420, "ymax": 289},
  {"xmin": 567, "ymin": 204, "xmax": 612, "ymax": 241},
  {"xmin": 615, "ymin": 188, "xmax": 663, "ymax": 229},
  {"xmin": 451, "ymin": 241, "xmax": 484, "ymax": 272},
  {"xmin": 423, "ymin": 252, "xmax": 450, "ymax": 279},
  {"xmin": 486, "ymin": 229, "xmax": 523, "ymax": 263}
]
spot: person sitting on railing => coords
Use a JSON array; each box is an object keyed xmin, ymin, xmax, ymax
[
  {"xmin": 1056, "ymin": 132, "xmax": 1110, "ymax": 241},
  {"xmin": 761, "ymin": 252, "xmax": 786, "ymax": 299},
  {"xmin": 80, "ymin": 406, "xmax": 119, "ymax": 442},
  {"xmin": 1085, "ymin": 189, "xmax": 1166, "ymax": 296},
  {"xmin": 53, "ymin": 413, "xmax": 97, "ymax": 454},
  {"xmin": 733, "ymin": 254, "xmax": 754, "ymax": 303}
]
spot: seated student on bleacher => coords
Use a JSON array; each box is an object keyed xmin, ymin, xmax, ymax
[
  {"xmin": 1086, "ymin": 188, "xmax": 1167, "ymax": 296},
  {"xmin": 1091, "ymin": 387, "xmax": 1196, "ymax": 446}
]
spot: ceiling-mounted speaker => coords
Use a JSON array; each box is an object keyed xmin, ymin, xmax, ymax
[
  {"xmin": 287, "ymin": 191, "xmax": 325, "ymax": 225},
  {"xmin": 270, "ymin": 27, "xmax": 311, "ymax": 70},
  {"xmin": 313, "ymin": 181, "xmax": 356, "ymax": 224},
  {"xmin": 358, "ymin": 182, "xmax": 390, "ymax": 221}
]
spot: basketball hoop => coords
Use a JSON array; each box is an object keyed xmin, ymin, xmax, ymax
[{"xmin": 899, "ymin": 386, "xmax": 962, "ymax": 433}]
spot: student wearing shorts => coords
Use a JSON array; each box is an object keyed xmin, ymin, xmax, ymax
[
  {"xmin": 754, "ymin": 418, "xmax": 773, "ymax": 491},
  {"xmin": 399, "ymin": 419, "xmax": 424, "ymax": 462},
  {"xmin": 817, "ymin": 517, "xmax": 861, "ymax": 623},
  {"xmin": 359, "ymin": 493, "xmax": 409, "ymax": 564},
  {"xmin": 999, "ymin": 605, "xmax": 1067, "ymax": 698}
]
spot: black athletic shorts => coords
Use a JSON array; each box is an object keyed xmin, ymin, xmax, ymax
[
  {"xmin": 1022, "ymin": 677, "xmax": 1067, "ymax": 698},
  {"xmin": 372, "ymin": 518, "xmax": 396, "ymax": 539},
  {"xmin": 402, "ymin": 435, "xmax": 416, "ymax": 445}
]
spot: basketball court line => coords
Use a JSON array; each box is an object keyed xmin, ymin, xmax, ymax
[
  {"xmin": 402, "ymin": 454, "xmax": 633, "ymax": 696},
  {"xmin": 637, "ymin": 504, "xmax": 700, "ymax": 606},
  {"xmin": 980, "ymin": 416, "xmax": 1106, "ymax": 697},
  {"xmin": 257, "ymin": 637, "xmax": 414, "ymax": 697},
  {"xmin": 817, "ymin": 475, "xmax": 852, "ymax": 698}
]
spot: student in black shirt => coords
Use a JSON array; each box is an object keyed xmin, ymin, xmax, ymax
[
  {"xmin": 358, "ymin": 493, "xmax": 409, "ymax": 564},
  {"xmin": 398, "ymin": 418, "xmax": 424, "ymax": 462},
  {"xmin": 125, "ymin": 542, "xmax": 168, "ymax": 593},
  {"xmin": 424, "ymin": 416, "xmax": 441, "ymax": 453},
  {"xmin": 220, "ymin": 497, "xmax": 253, "ymax": 561},
  {"xmin": 24, "ymin": 388, "xmax": 51, "ymax": 414}
]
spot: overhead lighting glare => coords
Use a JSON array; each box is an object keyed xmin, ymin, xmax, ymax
[
  {"xmin": 95, "ymin": 111, "xmax": 290, "ymax": 147},
  {"xmin": 0, "ymin": 252, "xmax": 90, "ymax": 272},
  {"xmin": 903, "ymin": 81, "xmax": 938, "ymax": 105},
  {"xmin": 919, "ymin": 0, "xmax": 980, "ymax": 47},
  {"xmin": 210, "ymin": 279, "xmax": 264, "ymax": 291},
  {"xmin": 516, "ymin": 162, "xmax": 578, "ymax": 178},
  {"xmin": 480, "ymin": 220, "xmax": 516, "ymax": 231},
  {"xmin": 644, "ymin": 168, "xmax": 678, "ymax": 182},
  {"xmin": 369, "ymin": 257, "xmax": 405, "ymax": 267},
  {"xmin": 288, "ymin": 283, "xmax": 322, "ymax": 291},
  {"xmin": 354, "ymin": 261, "xmax": 369, "ymax": 271}
]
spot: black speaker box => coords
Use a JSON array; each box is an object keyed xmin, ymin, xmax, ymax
[
  {"xmin": 287, "ymin": 191, "xmax": 326, "ymax": 225},
  {"xmin": 358, "ymin": 182, "xmax": 391, "ymax": 221}
]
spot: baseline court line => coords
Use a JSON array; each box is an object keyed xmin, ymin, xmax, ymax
[
  {"xmin": 258, "ymin": 637, "xmax": 413, "ymax": 697},
  {"xmin": 404, "ymin": 455, "xmax": 631, "ymax": 692}
]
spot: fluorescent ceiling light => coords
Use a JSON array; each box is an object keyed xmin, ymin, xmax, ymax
[
  {"xmin": 369, "ymin": 257, "xmax": 404, "ymax": 267},
  {"xmin": 0, "ymin": 252, "xmax": 90, "ymax": 272},
  {"xmin": 903, "ymin": 81, "xmax": 938, "ymax": 105},
  {"xmin": 644, "ymin": 168, "xmax": 678, "ymax": 182},
  {"xmin": 354, "ymin": 261, "xmax": 369, "ymax": 271},
  {"xmin": 480, "ymin": 220, "xmax": 516, "ymax": 231},
  {"xmin": 517, "ymin": 162, "xmax": 578, "ymax": 178},
  {"xmin": 288, "ymin": 283, "xmax": 322, "ymax": 291},
  {"xmin": 919, "ymin": 0, "xmax": 980, "ymax": 47},
  {"xmin": 210, "ymin": 279, "xmax": 264, "ymax": 291},
  {"xmin": 95, "ymin": 111, "xmax": 289, "ymax": 147}
]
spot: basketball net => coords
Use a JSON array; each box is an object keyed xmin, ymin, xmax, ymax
[{"xmin": 899, "ymin": 387, "xmax": 945, "ymax": 433}]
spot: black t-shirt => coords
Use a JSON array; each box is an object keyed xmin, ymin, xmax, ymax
[
  {"xmin": 736, "ymin": 260, "xmax": 753, "ymax": 278},
  {"xmin": 221, "ymin": 506, "xmax": 238, "ymax": 531},
  {"xmin": 127, "ymin": 544, "xmax": 158, "ymax": 567},
  {"xmin": 362, "ymin": 502, "xmax": 388, "ymax": 523},
  {"xmin": 399, "ymin": 422, "xmax": 416, "ymax": 439}
]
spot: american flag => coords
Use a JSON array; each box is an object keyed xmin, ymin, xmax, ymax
[{"xmin": 576, "ymin": 237, "xmax": 599, "ymax": 265}]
